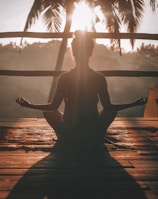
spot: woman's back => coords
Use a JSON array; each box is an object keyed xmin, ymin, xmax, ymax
[{"xmin": 61, "ymin": 68, "xmax": 102, "ymax": 124}]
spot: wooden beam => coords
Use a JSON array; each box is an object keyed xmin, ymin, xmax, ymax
[
  {"xmin": 0, "ymin": 70, "xmax": 62, "ymax": 77},
  {"xmin": 0, "ymin": 32, "xmax": 158, "ymax": 40},
  {"xmin": 0, "ymin": 70, "xmax": 158, "ymax": 77}
]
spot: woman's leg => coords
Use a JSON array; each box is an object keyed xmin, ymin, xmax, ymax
[
  {"xmin": 43, "ymin": 111, "xmax": 63, "ymax": 139},
  {"xmin": 99, "ymin": 109, "xmax": 118, "ymax": 131},
  {"xmin": 99, "ymin": 98, "xmax": 147, "ymax": 132}
]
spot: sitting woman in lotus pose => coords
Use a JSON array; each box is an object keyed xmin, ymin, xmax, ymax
[{"xmin": 16, "ymin": 31, "xmax": 147, "ymax": 145}]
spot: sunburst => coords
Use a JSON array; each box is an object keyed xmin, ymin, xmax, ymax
[{"xmin": 71, "ymin": 1, "xmax": 95, "ymax": 32}]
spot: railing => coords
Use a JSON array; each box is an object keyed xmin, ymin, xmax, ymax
[
  {"xmin": 0, "ymin": 32, "xmax": 158, "ymax": 78},
  {"xmin": 0, "ymin": 32, "xmax": 158, "ymax": 40},
  {"xmin": 0, "ymin": 70, "xmax": 158, "ymax": 77}
]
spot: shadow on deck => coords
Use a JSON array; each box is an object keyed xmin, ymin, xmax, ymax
[{"xmin": 0, "ymin": 118, "xmax": 158, "ymax": 199}]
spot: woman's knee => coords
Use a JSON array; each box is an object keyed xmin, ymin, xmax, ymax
[
  {"xmin": 43, "ymin": 110, "xmax": 62, "ymax": 120},
  {"xmin": 99, "ymin": 109, "xmax": 117, "ymax": 130},
  {"xmin": 43, "ymin": 111, "xmax": 63, "ymax": 130},
  {"xmin": 100, "ymin": 109, "xmax": 117, "ymax": 120}
]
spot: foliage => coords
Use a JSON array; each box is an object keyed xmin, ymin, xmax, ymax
[{"xmin": 23, "ymin": 0, "xmax": 157, "ymax": 49}]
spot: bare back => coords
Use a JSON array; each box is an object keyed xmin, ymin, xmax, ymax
[{"xmin": 58, "ymin": 68, "xmax": 106, "ymax": 125}]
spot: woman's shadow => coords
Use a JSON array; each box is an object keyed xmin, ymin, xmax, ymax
[{"xmin": 6, "ymin": 143, "xmax": 147, "ymax": 199}]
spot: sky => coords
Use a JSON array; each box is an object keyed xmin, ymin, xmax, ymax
[{"xmin": 0, "ymin": 0, "xmax": 158, "ymax": 51}]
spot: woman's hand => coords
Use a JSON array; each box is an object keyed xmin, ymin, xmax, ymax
[
  {"xmin": 16, "ymin": 97, "xmax": 30, "ymax": 107},
  {"xmin": 134, "ymin": 97, "xmax": 148, "ymax": 106}
]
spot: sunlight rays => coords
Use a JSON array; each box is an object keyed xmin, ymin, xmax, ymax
[{"xmin": 71, "ymin": 1, "xmax": 96, "ymax": 32}]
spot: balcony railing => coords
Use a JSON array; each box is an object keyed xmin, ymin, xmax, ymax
[{"xmin": 0, "ymin": 32, "xmax": 158, "ymax": 78}]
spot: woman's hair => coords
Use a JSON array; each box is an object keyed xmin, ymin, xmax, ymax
[{"xmin": 71, "ymin": 30, "xmax": 94, "ymax": 57}]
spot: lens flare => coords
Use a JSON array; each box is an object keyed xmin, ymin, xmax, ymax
[{"xmin": 71, "ymin": 1, "xmax": 95, "ymax": 31}]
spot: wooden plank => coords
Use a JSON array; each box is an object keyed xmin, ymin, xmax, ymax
[
  {"xmin": 0, "ymin": 32, "xmax": 158, "ymax": 40},
  {"xmin": 0, "ymin": 118, "xmax": 158, "ymax": 199},
  {"xmin": 0, "ymin": 118, "xmax": 50, "ymax": 127},
  {"xmin": 1, "ymin": 70, "xmax": 158, "ymax": 77}
]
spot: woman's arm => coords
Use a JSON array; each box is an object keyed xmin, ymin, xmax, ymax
[
  {"xmin": 111, "ymin": 97, "xmax": 147, "ymax": 111},
  {"xmin": 16, "ymin": 74, "xmax": 65, "ymax": 111},
  {"xmin": 98, "ymin": 75, "xmax": 147, "ymax": 111},
  {"xmin": 16, "ymin": 97, "xmax": 56, "ymax": 111}
]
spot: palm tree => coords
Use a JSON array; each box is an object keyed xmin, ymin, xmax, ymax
[
  {"xmin": 21, "ymin": 0, "xmax": 76, "ymax": 101},
  {"xmin": 22, "ymin": 0, "xmax": 157, "ymax": 101},
  {"xmin": 21, "ymin": 0, "xmax": 75, "ymax": 69}
]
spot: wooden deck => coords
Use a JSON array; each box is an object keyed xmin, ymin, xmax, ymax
[{"xmin": 0, "ymin": 117, "xmax": 158, "ymax": 199}]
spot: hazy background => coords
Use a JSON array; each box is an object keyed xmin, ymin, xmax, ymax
[
  {"xmin": 0, "ymin": 0, "xmax": 158, "ymax": 118},
  {"xmin": 0, "ymin": 40, "xmax": 158, "ymax": 118}
]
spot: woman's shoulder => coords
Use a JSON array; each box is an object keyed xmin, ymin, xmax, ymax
[{"xmin": 59, "ymin": 70, "xmax": 72, "ymax": 79}]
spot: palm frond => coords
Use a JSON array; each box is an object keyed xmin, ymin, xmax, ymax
[
  {"xmin": 42, "ymin": 6, "xmax": 54, "ymax": 32},
  {"xmin": 42, "ymin": 4, "xmax": 64, "ymax": 32},
  {"xmin": 118, "ymin": 0, "xmax": 144, "ymax": 48},
  {"xmin": 23, "ymin": 0, "xmax": 45, "ymax": 32},
  {"xmin": 20, "ymin": 0, "xmax": 66, "ymax": 46},
  {"xmin": 20, "ymin": 0, "xmax": 45, "ymax": 46},
  {"xmin": 96, "ymin": 0, "xmax": 122, "ymax": 53},
  {"xmin": 150, "ymin": 0, "xmax": 157, "ymax": 10},
  {"xmin": 118, "ymin": 0, "xmax": 144, "ymax": 30}
]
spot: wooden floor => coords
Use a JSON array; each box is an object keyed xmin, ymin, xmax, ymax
[{"xmin": 0, "ymin": 117, "xmax": 158, "ymax": 199}]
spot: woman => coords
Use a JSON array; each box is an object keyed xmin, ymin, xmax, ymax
[{"xmin": 16, "ymin": 31, "xmax": 147, "ymax": 145}]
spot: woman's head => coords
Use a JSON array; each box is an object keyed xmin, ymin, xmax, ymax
[{"xmin": 71, "ymin": 30, "xmax": 94, "ymax": 60}]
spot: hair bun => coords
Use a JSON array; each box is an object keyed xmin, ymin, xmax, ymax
[{"xmin": 71, "ymin": 30, "xmax": 94, "ymax": 57}]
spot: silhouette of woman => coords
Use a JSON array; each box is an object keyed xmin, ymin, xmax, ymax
[{"xmin": 16, "ymin": 31, "xmax": 147, "ymax": 145}]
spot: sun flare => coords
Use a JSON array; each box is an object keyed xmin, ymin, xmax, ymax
[{"xmin": 71, "ymin": 1, "xmax": 95, "ymax": 32}]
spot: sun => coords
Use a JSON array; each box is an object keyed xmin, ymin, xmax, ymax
[
  {"xmin": 71, "ymin": 1, "xmax": 95, "ymax": 32},
  {"xmin": 68, "ymin": 1, "xmax": 133, "ymax": 52}
]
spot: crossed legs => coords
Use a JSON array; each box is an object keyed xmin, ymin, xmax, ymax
[
  {"xmin": 99, "ymin": 109, "xmax": 117, "ymax": 131},
  {"xmin": 43, "ymin": 111, "xmax": 63, "ymax": 139},
  {"xmin": 43, "ymin": 109, "xmax": 118, "ymax": 141}
]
